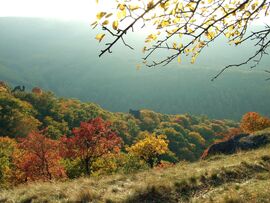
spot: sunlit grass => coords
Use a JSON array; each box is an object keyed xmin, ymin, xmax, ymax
[{"xmin": 0, "ymin": 145, "xmax": 269, "ymax": 202}]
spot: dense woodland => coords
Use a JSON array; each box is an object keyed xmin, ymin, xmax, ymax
[
  {"xmin": 0, "ymin": 81, "xmax": 236, "ymax": 185},
  {"xmin": 1, "ymin": 81, "xmax": 270, "ymax": 188}
]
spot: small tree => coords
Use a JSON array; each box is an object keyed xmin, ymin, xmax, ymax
[
  {"xmin": 240, "ymin": 112, "xmax": 270, "ymax": 133},
  {"xmin": 60, "ymin": 117, "xmax": 122, "ymax": 175},
  {"xmin": 127, "ymin": 133, "xmax": 169, "ymax": 167},
  {"xmin": 14, "ymin": 131, "xmax": 65, "ymax": 182}
]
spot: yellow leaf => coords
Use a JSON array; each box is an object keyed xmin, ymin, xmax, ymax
[
  {"xmin": 105, "ymin": 13, "xmax": 113, "ymax": 18},
  {"xmin": 129, "ymin": 4, "xmax": 140, "ymax": 11},
  {"xmin": 187, "ymin": 2, "xmax": 196, "ymax": 11},
  {"xmin": 147, "ymin": 1, "xmax": 154, "ymax": 10},
  {"xmin": 179, "ymin": 43, "xmax": 183, "ymax": 49},
  {"xmin": 145, "ymin": 34, "xmax": 157, "ymax": 43},
  {"xmin": 173, "ymin": 17, "xmax": 180, "ymax": 24},
  {"xmin": 91, "ymin": 21, "xmax": 98, "ymax": 29},
  {"xmin": 91, "ymin": 21, "xmax": 97, "ymax": 26},
  {"xmin": 118, "ymin": 4, "xmax": 126, "ymax": 10},
  {"xmin": 160, "ymin": 20, "xmax": 170, "ymax": 28},
  {"xmin": 233, "ymin": 39, "xmax": 241, "ymax": 45},
  {"xmin": 177, "ymin": 56, "xmax": 181, "ymax": 64},
  {"xmin": 191, "ymin": 53, "xmax": 199, "ymax": 64},
  {"xmin": 117, "ymin": 9, "xmax": 126, "ymax": 20},
  {"xmin": 96, "ymin": 12, "xmax": 106, "ymax": 20},
  {"xmin": 102, "ymin": 20, "xmax": 109, "ymax": 26},
  {"xmin": 112, "ymin": 21, "xmax": 119, "ymax": 30},
  {"xmin": 205, "ymin": 31, "xmax": 215, "ymax": 40},
  {"xmin": 187, "ymin": 27, "xmax": 194, "ymax": 33},
  {"xmin": 95, "ymin": 33, "xmax": 105, "ymax": 42}
]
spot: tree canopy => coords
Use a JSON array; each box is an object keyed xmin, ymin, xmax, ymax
[{"xmin": 93, "ymin": 0, "xmax": 270, "ymax": 79}]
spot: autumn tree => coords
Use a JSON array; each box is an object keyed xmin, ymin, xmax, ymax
[
  {"xmin": 240, "ymin": 112, "xmax": 270, "ymax": 133},
  {"xmin": 60, "ymin": 117, "xmax": 122, "ymax": 175},
  {"xmin": 94, "ymin": 0, "xmax": 270, "ymax": 79},
  {"xmin": 127, "ymin": 132, "xmax": 169, "ymax": 167},
  {"xmin": 14, "ymin": 131, "xmax": 65, "ymax": 182},
  {"xmin": 0, "ymin": 137, "xmax": 17, "ymax": 187}
]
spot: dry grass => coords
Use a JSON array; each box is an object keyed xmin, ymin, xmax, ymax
[{"xmin": 0, "ymin": 146, "xmax": 269, "ymax": 203}]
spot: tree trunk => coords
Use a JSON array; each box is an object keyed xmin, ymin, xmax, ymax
[
  {"xmin": 149, "ymin": 157, "xmax": 155, "ymax": 168},
  {"xmin": 85, "ymin": 158, "xmax": 91, "ymax": 175}
]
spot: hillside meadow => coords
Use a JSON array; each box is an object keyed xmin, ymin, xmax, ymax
[{"xmin": 0, "ymin": 144, "xmax": 269, "ymax": 203}]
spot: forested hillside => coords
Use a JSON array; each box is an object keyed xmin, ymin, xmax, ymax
[
  {"xmin": 0, "ymin": 18, "xmax": 270, "ymax": 120},
  {"xmin": 2, "ymin": 80, "xmax": 270, "ymax": 188},
  {"xmin": 0, "ymin": 81, "xmax": 243, "ymax": 186}
]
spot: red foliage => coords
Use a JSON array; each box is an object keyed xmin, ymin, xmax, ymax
[
  {"xmin": 240, "ymin": 112, "xmax": 270, "ymax": 133},
  {"xmin": 14, "ymin": 131, "xmax": 65, "ymax": 182},
  {"xmin": 201, "ymin": 147, "xmax": 211, "ymax": 160},
  {"xmin": 32, "ymin": 87, "xmax": 43, "ymax": 95},
  {"xmin": 155, "ymin": 161, "xmax": 174, "ymax": 170},
  {"xmin": 60, "ymin": 117, "xmax": 122, "ymax": 175}
]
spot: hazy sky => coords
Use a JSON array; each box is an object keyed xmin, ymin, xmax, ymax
[
  {"xmin": 0, "ymin": 0, "xmax": 112, "ymax": 21},
  {"xmin": 0, "ymin": 0, "xmax": 269, "ymax": 24}
]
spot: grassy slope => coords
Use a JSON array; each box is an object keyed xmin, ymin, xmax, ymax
[{"xmin": 0, "ymin": 146, "xmax": 269, "ymax": 203}]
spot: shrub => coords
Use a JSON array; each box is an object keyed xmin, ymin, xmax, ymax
[
  {"xmin": 240, "ymin": 112, "xmax": 270, "ymax": 133},
  {"xmin": 127, "ymin": 133, "xmax": 169, "ymax": 167}
]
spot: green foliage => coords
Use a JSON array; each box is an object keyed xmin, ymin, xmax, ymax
[
  {"xmin": 139, "ymin": 110, "xmax": 161, "ymax": 132},
  {"xmin": 0, "ymin": 137, "xmax": 17, "ymax": 187},
  {"xmin": 91, "ymin": 153, "xmax": 149, "ymax": 176},
  {"xmin": 62, "ymin": 158, "xmax": 84, "ymax": 179},
  {"xmin": 188, "ymin": 132, "xmax": 206, "ymax": 146},
  {"xmin": 43, "ymin": 116, "xmax": 69, "ymax": 139},
  {"xmin": 0, "ymin": 92, "xmax": 40, "ymax": 137}
]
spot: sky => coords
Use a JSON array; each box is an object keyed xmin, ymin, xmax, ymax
[
  {"xmin": 0, "ymin": 0, "xmax": 112, "ymax": 21},
  {"xmin": 0, "ymin": 0, "xmax": 269, "ymax": 24}
]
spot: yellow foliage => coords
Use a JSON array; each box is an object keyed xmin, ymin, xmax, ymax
[
  {"xmin": 96, "ymin": 12, "xmax": 106, "ymax": 20},
  {"xmin": 93, "ymin": 0, "xmax": 269, "ymax": 67},
  {"xmin": 95, "ymin": 33, "xmax": 105, "ymax": 42},
  {"xmin": 112, "ymin": 21, "xmax": 119, "ymax": 30},
  {"xmin": 126, "ymin": 133, "xmax": 169, "ymax": 167}
]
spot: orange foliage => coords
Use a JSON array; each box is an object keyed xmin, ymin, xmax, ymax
[
  {"xmin": 240, "ymin": 112, "xmax": 270, "ymax": 133},
  {"xmin": 32, "ymin": 87, "xmax": 43, "ymax": 95},
  {"xmin": 14, "ymin": 131, "xmax": 66, "ymax": 182},
  {"xmin": 215, "ymin": 128, "xmax": 243, "ymax": 141}
]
